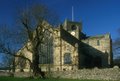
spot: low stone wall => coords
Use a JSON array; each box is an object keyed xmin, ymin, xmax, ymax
[
  {"xmin": 0, "ymin": 71, "xmax": 13, "ymax": 76},
  {"xmin": 1, "ymin": 68, "xmax": 120, "ymax": 80},
  {"xmin": 14, "ymin": 72, "xmax": 32, "ymax": 77},
  {"xmin": 0, "ymin": 71, "xmax": 32, "ymax": 77},
  {"xmin": 50, "ymin": 68, "xmax": 120, "ymax": 80}
]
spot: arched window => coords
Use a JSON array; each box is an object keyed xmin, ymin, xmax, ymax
[
  {"xmin": 64, "ymin": 53, "xmax": 72, "ymax": 64},
  {"xmin": 97, "ymin": 40, "xmax": 100, "ymax": 46},
  {"xmin": 71, "ymin": 25, "xmax": 77, "ymax": 30}
]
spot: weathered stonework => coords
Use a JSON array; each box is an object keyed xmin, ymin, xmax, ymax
[
  {"xmin": 50, "ymin": 68, "xmax": 120, "ymax": 81},
  {"xmin": 15, "ymin": 20, "xmax": 113, "ymax": 72}
]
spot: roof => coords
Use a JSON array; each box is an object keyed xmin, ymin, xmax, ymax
[{"xmin": 86, "ymin": 33, "xmax": 111, "ymax": 39}]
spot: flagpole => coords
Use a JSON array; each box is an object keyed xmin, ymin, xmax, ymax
[{"xmin": 72, "ymin": 6, "xmax": 74, "ymax": 21}]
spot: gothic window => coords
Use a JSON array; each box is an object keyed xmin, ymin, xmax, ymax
[
  {"xmin": 97, "ymin": 40, "xmax": 100, "ymax": 46},
  {"xmin": 64, "ymin": 53, "xmax": 72, "ymax": 64},
  {"xmin": 39, "ymin": 42, "xmax": 53, "ymax": 64}
]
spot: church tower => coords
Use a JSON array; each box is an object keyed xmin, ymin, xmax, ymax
[
  {"xmin": 53, "ymin": 20, "xmax": 82, "ymax": 71},
  {"xmin": 63, "ymin": 19, "xmax": 82, "ymax": 40}
]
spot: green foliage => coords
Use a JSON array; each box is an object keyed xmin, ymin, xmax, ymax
[{"xmin": 0, "ymin": 77, "xmax": 118, "ymax": 81}]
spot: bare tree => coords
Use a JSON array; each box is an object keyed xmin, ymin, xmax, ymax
[
  {"xmin": 0, "ymin": 24, "xmax": 32, "ymax": 72},
  {"xmin": 18, "ymin": 4, "xmax": 59, "ymax": 78},
  {"xmin": 0, "ymin": 25, "xmax": 18, "ymax": 72},
  {"xmin": 113, "ymin": 28, "xmax": 120, "ymax": 67},
  {"xmin": 113, "ymin": 28, "xmax": 120, "ymax": 55},
  {"xmin": 0, "ymin": 3, "xmax": 59, "ymax": 78}
]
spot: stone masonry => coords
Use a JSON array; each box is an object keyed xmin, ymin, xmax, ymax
[{"xmin": 15, "ymin": 20, "xmax": 113, "ymax": 72}]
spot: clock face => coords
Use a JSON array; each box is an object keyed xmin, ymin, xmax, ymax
[{"xmin": 71, "ymin": 31, "xmax": 75, "ymax": 36}]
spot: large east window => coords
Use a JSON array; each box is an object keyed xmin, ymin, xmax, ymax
[{"xmin": 64, "ymin": 53, "xmax": 72, "ymax": 64}]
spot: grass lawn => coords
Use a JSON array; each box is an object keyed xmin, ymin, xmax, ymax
[{"xmin": 0, "ymin": 76, "xmax": 118, "ymax": 81}]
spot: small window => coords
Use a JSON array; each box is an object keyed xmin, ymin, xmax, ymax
[
  {"xmin": 57, "ymin": 68, "xmax": 59, "ymax": 71},
  {"xmin": 97, "ymin": 40, "xmax": 100, "ymax": 46},
  {"xmin": 64, "ymin": 53, "xmax": 72, "ymax": 64},
  {"xmin": 71, "ymin": 25, "xmax": 77, "ymax": 30}
]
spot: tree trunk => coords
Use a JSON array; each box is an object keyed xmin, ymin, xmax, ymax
[
  {"xmin": 12, "ymin": 57, "xmax": 15, "ymax": 72},
  {"xmin": 32, "ymin": 45, "xmax": 45, "ymax": 78}
]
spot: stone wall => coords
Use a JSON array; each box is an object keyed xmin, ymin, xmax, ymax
[
  {"xmin": 1, "ymin": 68, "xmax": 120, "ymax": 80},
  {"xmin": 14, "ymin": 72, "xmax": 32, "ymax": 77},
  {"xmin": 50, "ymin": 68, "xmax": 120, "ymax": 80},
  {"xmin": 0, "ymin": 71, "xmax": 13, "ymax": 76},
  {"xmin": 81, "ymin": 33, "xmax": 112, "ymax": 68}
]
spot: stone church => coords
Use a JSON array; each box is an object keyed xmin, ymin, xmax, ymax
[{"xmin": 15, "ymin": 20, "xmax": 113, "ymax": 72}]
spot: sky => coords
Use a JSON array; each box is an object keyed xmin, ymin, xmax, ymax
[
  {"xmin": 0, "ymin": 0, "xmax": 120, "ymax": 61},
  {"xmin": 40, "ymin": 0, "xmax": 120, "ymax": 41},
  {"xmin": 0, "ymin": 0, "xmax": 120, "ymax": 41}
]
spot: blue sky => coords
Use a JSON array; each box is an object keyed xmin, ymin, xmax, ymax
[
  {"xmin": 40, "ymin": 0, "xmax": 120, "ymax": 40},
  {"xmin": 0, "ymin": 0, "xmax": 120, "ymax": 41},
  {"xmin": 0, "ymin": 0, "xmax": 120, "ymax": 62}
]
